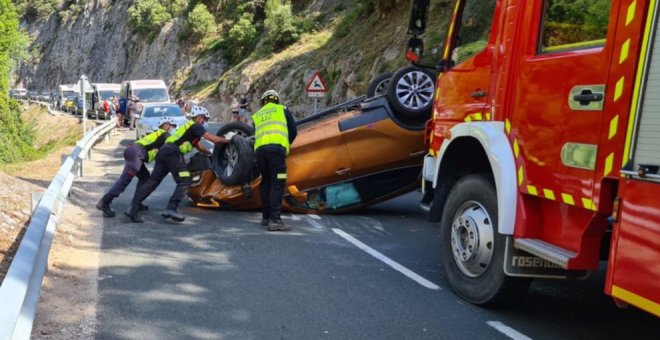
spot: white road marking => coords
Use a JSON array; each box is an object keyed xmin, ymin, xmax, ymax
[
  {"xmin": 308, "ymin": 214, "xmax": 321, "ymax": 220},
  {"xmin": 305, "ymin": 216, "xmax": 324, "ymax": 229},
  {"xmin": 487, "ymin": 321, "xmax": 532, "ymax": 340},
  {"xmin": 332, "ymin": 228, "xmax": 440, "ymax": 290}
]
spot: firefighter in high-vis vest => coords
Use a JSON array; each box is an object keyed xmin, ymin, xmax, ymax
[
  {"xmin": 126, "ymin": 106, "xmax": 235, "ymax": 223},
  {"xmin": 96, "ymin": 116, "xmax": 177, "ymax": 217},
  {"xmin": 253, "ymin": 90, "xmax": 298, "ymax": 231}
]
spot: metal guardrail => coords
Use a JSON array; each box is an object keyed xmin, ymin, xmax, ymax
[{"xmin": 0, "ymin": 119, "xmax": 116, "ymax": 340}]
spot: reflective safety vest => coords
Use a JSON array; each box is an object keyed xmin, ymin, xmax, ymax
[
  {"xmin": 135, "ymin": 129, "xmax": 168, "ymax": 163},
  {"xmin": 165, "ymin": 120, "xmax": 195, "ymax": 154},
  {"xmin": 253, "ymin": 102, "xmax": 290, "ymax": 154}
]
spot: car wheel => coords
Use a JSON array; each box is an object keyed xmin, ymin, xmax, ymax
[
  {"xmin": 215, "ymin": 121, "xmax": 254, "ymax": 138},
  {"xmin": 439, "ymin": 173, "xmax": 530, "ymax": 306},
  {"xmin": 387, "ymin": 65, "xmax": 436, "ymax": 119},
  {"xmin": 367, "ymin": 72, "xmax": 393, "ymax": 98},
  {"xmin": 212, "ymin": 135, "xmax": 256, "ymax": 185}
]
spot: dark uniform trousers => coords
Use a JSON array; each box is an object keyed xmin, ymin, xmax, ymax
[
  {"xmin": 256, "ymin": 145, "xmax": 287, "ymax": 220},
  {"xmin": 107, "ymin": 144, "xmax": 150, "ymax": 199},
  {"xmin": 131, "ymin": 144, "xmax": 191, "ymax": 211}
]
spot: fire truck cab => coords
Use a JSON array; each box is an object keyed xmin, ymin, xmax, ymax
[{"xmin": 405, "ymin": 0, "xmax": 660, "ymax": 316}]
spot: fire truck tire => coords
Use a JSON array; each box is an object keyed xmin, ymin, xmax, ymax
[
  {"xmin": 439, "ymin": 173, "xmax": 530, "ymax": 306},
  {"xmin": 367, "ymin": 72, "xmax": 393, "ymax": 98},
  {"xmin": 386, "ymin": 65, "xmax": 436, "ymax": 119}
]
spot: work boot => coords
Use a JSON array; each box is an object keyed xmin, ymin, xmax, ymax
[
  {"xmin": 260, "ymin": 218, "xmax": 269, "ymax": 226},
  {"xmin": 161, "ymin": 209, "xmax": 185, "ymax": 222},
  {"xmin": 138, "ymin": 203, "xmax": 149, "ymax": 211},
  {"xmin": 95, "ymin": 197, "xmax": 115, "ymax": 217},
  {"xmin": 124, "ymin": 209, "xmax": 144, "ymax": 223},
  {"xmin": 267, "ymin": 219, "xmax": 291, "ymax": 232}
]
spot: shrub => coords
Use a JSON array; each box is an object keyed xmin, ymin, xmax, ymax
[
  {"xmin": 185, "ymin": 3, "xmax": 217, "ymax": 43},
  {"xmin": 263, "ymin": 0, "xmax": 302, "ymax": 51},
  {"xmin": 226, "ymin": 13, "xmax": 258, "ymax": 63},
  {"xmin": 128, "ymin": 0, "xmax": 172, "ymax": 33}
]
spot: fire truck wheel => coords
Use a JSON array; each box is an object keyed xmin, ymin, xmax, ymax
[
  {"xmin": 386, "ymin": 65, "xmax": 436, "ymax": 119},
  {"xmin": 439, "ymin": 173, "xmax": 530, "ymax": 306},
  {"xmin": 367, "ymin": 72, "xmax": 393, "ymax": 98}
]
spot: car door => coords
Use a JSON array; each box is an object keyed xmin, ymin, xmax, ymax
[
  {"xmin": 609, "ymin": 4, "xmax": 660, "ymax": 315},
  {"xmin": 509, "ymin": 0, "xmax": 614, "ymax": 242},
  {"xmin": 286, "ymin": 116, "xmax": 354, "ymax": 191},
  {"xmin": 434, "ymin": 0, "xmax": 497, "ymax": 124}
]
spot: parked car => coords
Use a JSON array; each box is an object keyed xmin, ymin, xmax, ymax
[
  {"xmin": 135, "ymin": 103, "xmax": 189, "ymax": 140},
  {"xmin": 28, "ymin": 91, "xmax": 39, "ymax": 101},
  {"xmin": 13, "ymin": 88, "xmax": 28, "ymax": 99},
  {"xmin": 39, "ymin": 91, "xmax": 51, "ymax": 102},
  {"xmin": 65, "ymin": 95, "xmax": 78, "ymax": 113}
]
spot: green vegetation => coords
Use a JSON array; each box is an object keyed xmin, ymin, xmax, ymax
[
  {"xmin": 0, "ymin": 0, "xmax": 34, "ymax": 163},
  {"xmin": 262, "ymin": 0, "xmax": 305, "ymax": 52},
  {"xmin": 226, "ymin": 13, "xmax": 258, "ymax": 63},
  {"xmin": 13, "ymin": 0, "xmax": 61, "ymax": 20},
  {"xmin": 543, "ymin": 0, "xmax": 611, "ymax": 48},
  {"xmin": 183, "ymin": 3, "xmax": 216, "ymax": 43}
]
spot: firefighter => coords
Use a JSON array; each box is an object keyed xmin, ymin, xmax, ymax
[
  {"xmin": 96, "ymin": 116, "xmax": 177, "ymax": 217},
  {"xmin": 253, "ymin": 90, "xmax": 298, "ymax": 231},
  {"xmin": 126, "ymin": 106, "xmax": 235, "ymax": 223}
]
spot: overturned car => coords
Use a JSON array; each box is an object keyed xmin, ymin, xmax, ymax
[{"xmin": 187, "ymin": 66, "xmax": 436, "ymax": 213}]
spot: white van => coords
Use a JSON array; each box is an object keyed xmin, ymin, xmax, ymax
[
  {"xmin": 119, "ymin": 79, "xmax": 170, "ymax": 114},
  {"xmin": 92, "ymin": 83, "xmax": 121, "ymax": 119},
  {"xmin": 58, "ymin": 84, "xmax": 79, "ymax": 110}
]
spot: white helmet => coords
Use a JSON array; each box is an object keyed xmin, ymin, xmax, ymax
[
  {"xmin": 158, "ymin": 116, "xmax": 176, "ymax": 128},
  {"xmin": 260, "ymin": 90, "xmax": 280, "ymax": 105},
  {"xmin": 190, "ymin": 105, "xmax": 210, "ymax": 119}
]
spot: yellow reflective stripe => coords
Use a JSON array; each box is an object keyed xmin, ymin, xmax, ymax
[
  {"xmin": 179, "ymin": 171, "xmax": 191, "ymax": 177},
  {"xmin": 277, "ymin": 173, "xmax": 287, "ymax": 180},
  {"xmin": 614, "ymin": 77, "xmax": 624, "ymax": 102},
  {"xmin": 604, "ymin": 153, "xmax": 614, "ymax": 176},
  {"xmin": 582, "ymin": 198, "xmax": 594, "ymax": 211},
  {"xmin": 543, "ymin": 189, "xmax": 556, "ymax": 201},
  {"xmin": 612, "ymin": 285, "xmax": 660, "ymax": 317},
  {"xmin": 505, "ymin": 119, "xmax": 511, "ymax": 135},
  {"xmin": 561, "ymin": 193, "xmax": 575, "ymax": 205},
  {"xmin": 517, "ymin": 166, "xmax": 524, "ymax": 186},
  {"xmin": 258, "ymin": 121, "xmax": 287, "ymax": 129},
  {"xmin": 619, "ymin": 38, "xmax": 631, "ymax": 64},
  {"xmin": 527, "ymin": 185, "xmax": 538, "ymax": 196},
  {"xmin": 609, "ymin": 115, "xmax": 619, "ymax": 140},
  {"xmin": 513, "ymin": 139, "xmax": 520, "ymax": 158},
  {"xmin": 623, "ymin": 0, "xmax": 657, "ymax": 165},
  {"xmin": 626, "ymin": 0, "xmax": 637, "ymax": 27},
  {"xmin": 255, "ymin": 130, "xmax": 289, "ymax": 140}
]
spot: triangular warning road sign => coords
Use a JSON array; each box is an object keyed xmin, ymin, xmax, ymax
[{"xmin": 306, "ymin": 72, "xmax": 328, "ymax": 92}]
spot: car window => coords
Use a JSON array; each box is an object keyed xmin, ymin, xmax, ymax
[
  {"xmin": 143, "ymin": 105, "xmax": 184, "ymax": 118},
  {"xmin": 450, "ymin": 0, "xmax": 496, "ymax": 65},
  {"xmin": 99, "ymin": 90, "xmax": 118, "ymax": 100},
  {"xmin": 539, "ymin": 0, "xmax": 611, "ymax": 53},
  {"xmin": 133, "ymin": 88, "xmax": 168, "ymax": 103}
]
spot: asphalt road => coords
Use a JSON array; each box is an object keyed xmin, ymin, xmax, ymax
[{"xmin": 92, "ymin": 130, "xmax": 659, "ymax": 340}]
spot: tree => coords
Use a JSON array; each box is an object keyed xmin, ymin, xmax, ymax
[
  {"xmin": 227, "ymin": 13, "xmax": 258, "ymax": 62},
  {"xmin": 186, "ymin": 3, "xmax": 216, "ymax": 43},
  {"xmin": 128, "ymin": 0, "xmax": 172, "ymax": 33},
  {"xmin": 0, "ymin": 0, "xmax": 34, "ymax": 162},
  {"xmin": 263, "ymin": 0, "xmax": 301, "ymax": 51}
]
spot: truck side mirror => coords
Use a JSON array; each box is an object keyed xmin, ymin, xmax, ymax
[
  {"xmin": 406, "ymin": 37, "xmax": 425, "ymax": 63},
  {"xmin": 407, "ymin": 0, "xmax": 430, "ymax": 35}
]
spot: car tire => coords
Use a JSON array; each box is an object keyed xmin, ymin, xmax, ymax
[
  {"xmin": 215, "ymin": 121, "xmax": 254, "ymax": 138},
  {"xmin": 386, "ymin": 65, "xmax": 436, "ymax": 119},
  {"xmin": 367, "ymin": 72, "xmax": 393, "ymax": 98},
  {"xmin": 439, "ymin": 173, "xmax": 530, "ymax": 306},
  {"xmin": 212, "ymin": 135, "xmax": 256, "ymax": 185}
]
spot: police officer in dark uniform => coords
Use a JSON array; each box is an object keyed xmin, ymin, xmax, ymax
[
  {"xmin": 253, "ymin": 90, "xmax": 297, "ymax": 231},
  {"xmin": 96, "ymin": 116, "xmax": 177, "ymax": 217},
  {"xmin": 126, "ymin": 106, "xmax": 234, "ymax": 223}
]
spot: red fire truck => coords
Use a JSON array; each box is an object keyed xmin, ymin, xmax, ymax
[{"xmin": 396, "ymin": 0, "xmax": 660, "ymax": 316}]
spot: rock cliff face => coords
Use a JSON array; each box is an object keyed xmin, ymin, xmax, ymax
[{"xmin": 17, "ymin": 0, "xmax": 412, "ymax": 120}]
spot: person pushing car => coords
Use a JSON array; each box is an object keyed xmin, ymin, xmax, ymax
[
  {"xmin": 253, "ymin": 90, "xmax": 297, "ymax": 231},
  {"xmin": 126, "ymin": 106, "xmax": 235, "ymax": 223},
  {"xmin": 96, "ymin": 116, "xmax": 177, "ymax": 217}
]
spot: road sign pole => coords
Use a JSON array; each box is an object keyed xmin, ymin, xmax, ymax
[{"xmin": 314, "ymin": 98, "xmax": 318, "ymax": 114}]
